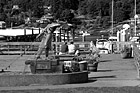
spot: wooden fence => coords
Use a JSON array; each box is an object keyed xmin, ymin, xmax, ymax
[
  {"xmin": 0, "ymin": 42, "xmax": 90, "ymax": 55},
  {"xmin": 132, "ymin": 42, "xmax": 140, "ymax": 78}
]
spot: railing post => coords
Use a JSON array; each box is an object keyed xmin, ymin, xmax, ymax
[
  {"xmin": 20, "ymin": 45, "xmax": 22, "ymax": 55},
  {"xmin": 32, "ymin": 28, "xmax": 34, "ymax": 35},
  {"xmin": 39, "ymin": 28, "xmax": 40, "ymax": 34},
  {"xmin": 133, "ymin": 43, "xmax": 140, "ymax": 78},
  {"xmin": 24, "ymin": 28, "xmax": 26, "ymax": 35},
  {"xmin": 24, "ymin": 45, "xmax": 26, "ymax": 55},
  {"xmin": 8, "ymin": 45, "xmax": 9, "ymax": 55}
]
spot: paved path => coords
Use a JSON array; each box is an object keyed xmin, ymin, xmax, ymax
[
  {"xmin": 90, "ymin": 54, "xmax": 137, "ymax": 80},
  {"xmin": 0, "ymin": 54, "xmax": 140, "ymax": 91},
  {"xmin": 0, "ymin": 55, "xmax": 34, "ymax": 73}
]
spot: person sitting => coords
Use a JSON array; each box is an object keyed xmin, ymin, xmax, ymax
[
  {"xmin": 75, "ymin": 49, "xmax": 80, "ymax": 56},
  {"xmin": 90, "ymin": 41, "xmax": 100, "ymax": 54},
  {"xmin": 68, "ymin": 41, "xmax": 76, "ymax": 54},
  {"xmin": 59, "ymin": 42, "xmax": 68, "ymax": 55}
]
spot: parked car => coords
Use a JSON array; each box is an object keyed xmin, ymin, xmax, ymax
[
  {"xmin": 96, "ymin": 39, "xmax": 109, "ymax": 54},
  {"xmin": 108, "ymin": 36, "xmax": 117, "ymax": 42}
]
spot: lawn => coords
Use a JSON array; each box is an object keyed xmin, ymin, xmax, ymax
[{"xmin": 1, "ymin": 87, "xmax": 140, "ymax": 93}]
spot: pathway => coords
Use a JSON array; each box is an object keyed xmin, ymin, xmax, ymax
[{"xmin": 0, "ymin": 54, "xmax": 140, "ymax": 91}]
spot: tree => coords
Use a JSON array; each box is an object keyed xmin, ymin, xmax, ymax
[
  {"xmin": 49, "ymin": 0, "xmax": 79, "ymax": 20},
  {"xmin": 1, "ymin": 0, "xmax": 138, "ymax": 29},
  {"xmin": 0, "ymin": 12, "xmax": 7, "ymax": 21},
  {"xmin": 29, "ymin": 0, "xmax": 44, "ymax": 18},
  {"xmin": 60, "ymin": 9, "xmax": 74, "ymax": 22},
  {"xmin": 78, "ymin": 0, "xmax": 88, "ymax": 15},
  {"xmin": 11, "ymin": 0, "xmax": 44, "ymax": 18},
  {"xmin": 0, "ymin": 0, "xmax": 6, "ymax": 13},
  {"xmin": 101, "ymin": 16, "xmax": 110, "ymax": 28},
  {"xmin": 120, "ymin": 0, "xmax": 134, "ymax": 20}
]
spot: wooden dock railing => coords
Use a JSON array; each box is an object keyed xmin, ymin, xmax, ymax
[
  {"xmin": 132, "ymin": 42, "xmax": 140, "ymax": 78},
  {"xmin": 0, "ymin": 42, "xmax": 90, "ymax": 55}
]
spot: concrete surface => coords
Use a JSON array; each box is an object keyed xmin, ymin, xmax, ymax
[
  {"xmin": 0, "ymin": 72, "xmax": 88, "ymax": 87},
  {"xmin": 0, "ymin": 54, "xmax": 140, "ymax": 91}
]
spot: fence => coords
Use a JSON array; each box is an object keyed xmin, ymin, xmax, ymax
[
  {"xmin": 133, "ymin": 42, "xmax": 140, "ymax": 78},
  {"xmin": 0, "ymin": 42, "xmax": 90, "ymax": 55}
]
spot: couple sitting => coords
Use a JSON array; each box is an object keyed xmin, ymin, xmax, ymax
[{"xmin": 59, "ymin": 41, "xmax": 78, "ymax": 55}]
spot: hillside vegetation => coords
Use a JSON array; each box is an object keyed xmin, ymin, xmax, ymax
[{"xmin": 0, "ymin": 0, "xmax": 139, "ymax": 30}]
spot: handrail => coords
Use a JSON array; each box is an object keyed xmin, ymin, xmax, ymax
[
  {"xmin": 132, "ymin": 42, "xmax": 140, "ymax": 78},
  {"xmin": 0, "ymin": 42, "xmax": 90, "ymax": 45},
  {"xmin": 0, "ymin": 42, "xmax": 90, "ymax": 55}
]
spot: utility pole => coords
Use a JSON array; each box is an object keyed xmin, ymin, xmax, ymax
[
  {"xmin": 111, "ymin": 0, "xmax": 114, "ymax": 36},
  {"xmin": 134, "ymin": 0, "xmax": 137, "ymax": 36}
]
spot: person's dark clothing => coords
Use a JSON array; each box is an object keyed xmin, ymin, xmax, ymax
[{"xmin": 60, "ymin": 44, "xmax": 68, "ymax": 53}]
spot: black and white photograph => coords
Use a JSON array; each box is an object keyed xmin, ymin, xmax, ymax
[{"xmin": 0, "ymin": 0, "xmax": 140, "ymax": 93}]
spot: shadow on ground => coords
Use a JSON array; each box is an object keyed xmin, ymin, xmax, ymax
[
  {"xmin": 97, "ymin": 70, "xmax": 113, "ymax": 72},
  {"xmin": 99, "ymin": 60, "xmax": 112, "ymax": 63},
  {"xmin": 89, "ymin": 75, "xmax": 116, "ymax": 80}
]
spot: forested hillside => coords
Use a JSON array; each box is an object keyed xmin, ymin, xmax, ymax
[{"xmin": 0, "ymin": 0, "xmax": 139, "ymax": 28}]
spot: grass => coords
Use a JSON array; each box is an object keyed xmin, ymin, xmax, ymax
[{"xmin": 1, "ymin": 87, "xmax": 140, "ymax": 93}]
